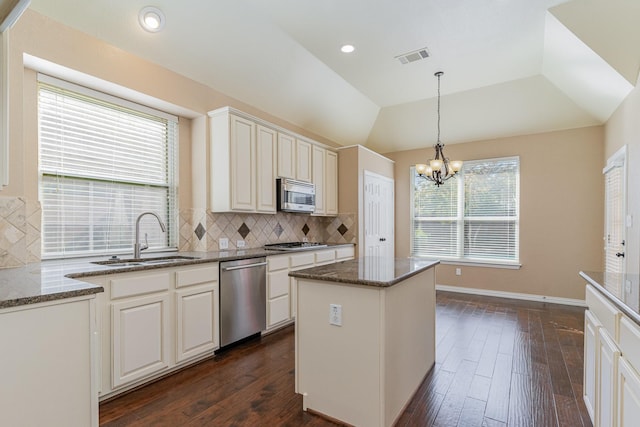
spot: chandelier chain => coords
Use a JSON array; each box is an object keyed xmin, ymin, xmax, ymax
[{"xmin": 437, "ymin": 72, "xmax": 441, "ymax": 144}]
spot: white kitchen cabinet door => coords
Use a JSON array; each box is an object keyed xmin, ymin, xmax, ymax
[
  {"xmin": 278, "ymin": 133, "xmax": 296, "ymax": 179},
  {"xmin": 326, "ymin": 150, "xmax": 338, "ymax": 216},
  {"xmin": 296, "ymin": 139, "xmax": 312, "ymax": 182},
  {"xmin": 584, "ymin": 309, "xmax": 600, "ymax": 423},
  {"xmin": 312, "ymin": 145, "xmax": 326, "ymax": 215},
  {"xmin": 210, "ymin": 109, "xmax": 256, "ymax": 212},
  {"xmin": 268, "ymin": 295, "xmax": 290, "ymax": 327},
  {"xmin": 256, "ymin": 125, "xmax": 277, "ymax": 213},
  {"xmin": 112, "ymin": 293, "xmax": 170, "ymax": 388},
  {"xmin": 599, "ymin": 327, "xmax": 620, "ymax": 427},
  {"xmin": 230, "ymin": 115, "xmax": 256, "ymax": 211},
  {"xmin": 617, "ymin": 356, "xmax": 640, "ymax": 426},
  {"xmin": 176, "ymin": 284, "xmax": 219, "ymax": 362}
]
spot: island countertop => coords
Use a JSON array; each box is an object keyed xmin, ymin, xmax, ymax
[{"xmin": 289, "ymin": 256, "xmax": 439, "ymax": 287}]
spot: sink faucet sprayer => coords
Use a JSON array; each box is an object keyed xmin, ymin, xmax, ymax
[{"xmin": 134, "ymin": 211, "xmax": 167, "ymax": 258}]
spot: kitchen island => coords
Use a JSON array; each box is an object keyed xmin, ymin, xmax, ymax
[{"xmin": 290, "ymin": 257, "xmax": 438, "ymax": 427}]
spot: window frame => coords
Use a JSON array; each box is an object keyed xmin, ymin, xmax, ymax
[
  {"xmin": 37, "ymin": 74, "xmax": 179, "ymax": 259},
  {"xmin": 410, "ymin": 156, "xmax": 521, "ymax": 268}
]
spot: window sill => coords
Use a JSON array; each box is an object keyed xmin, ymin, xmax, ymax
[{"xmin": 412, "ymin": 256, "xmax": 521, "ymax": 270}]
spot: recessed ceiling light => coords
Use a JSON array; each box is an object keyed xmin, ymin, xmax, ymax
[
  {"xmin": 341, "ymin": 44, "xmax": 355, "ymax": 53},
  {"xmin": 139, "ymin": 6, "xmax": 165, "ymax": 33}
]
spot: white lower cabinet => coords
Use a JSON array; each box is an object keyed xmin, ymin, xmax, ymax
[
  {"xmin": 617, "ymin": 356, "xmax": 640, "ymax": 426},
  {"xmin": 584, "ymin": 309, "xmax": 599, "ymax": 422},
  {"xmin": 112, "ymin": 293, "xmax": 170, "ymax": 388},
  {"xmin": 599, "ymin": 328, "xmax": 620, "ymax": 427},
  {"xmin": 265, "ymin": 246, "xmax": 355, "ymax": 331},
  {"xmin": 176, "ymin": 284, "xmax": 218, "ymax": 362},
  {"xmin": 94, "ymin": 263, "xmax": 220, "ymax": 400}
]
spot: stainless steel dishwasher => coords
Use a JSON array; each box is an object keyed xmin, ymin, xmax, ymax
[{"xmin": 219, "ymin": 257, "xmax": 267, "ymax": 348}]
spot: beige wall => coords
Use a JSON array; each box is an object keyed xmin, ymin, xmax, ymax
[
  {"xmin": 338, "ymin": 145, "xmax": 394, "ymax": 257},
  {"xmin": 1, "ymin": 9, "xmax": 340, "ymax": 204},
  {"xmin": 385, "ymin": 126, "xmax": 604, "ymax": 300},
  {"xmin": 605, "ymin": 72, "xmax": 640, "ymax": 277}
]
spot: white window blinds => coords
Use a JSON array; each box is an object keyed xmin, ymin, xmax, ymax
[
  {"xmin": 412, "ymin": 156, "xmax": 519, "ymax": 264},
  {"xmin": 38, "ymin": 76, "xmax": 178, "ymax": 258}
]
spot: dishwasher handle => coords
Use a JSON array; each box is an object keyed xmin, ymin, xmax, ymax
[{"xmin": 221, "ymin": 261, "xmax": 267, "ymax": 272}]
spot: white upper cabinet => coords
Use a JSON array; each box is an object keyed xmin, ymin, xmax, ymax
[
  {"xmin": 326, "ymin": 150, "xmax": 338, "ymax": 216},
  {"xmin": 312, "ymin": 145, "xmax": 325, "ymax": 215},
  {"xmin": 277, "ymin": 133, "xmax": 296, "ymax": 179},
  {"xmin": 311, "ymin": 146, "xmax": 338, "ymax": 217},
  {"xmin": 208, "ymin": 107, "xmax": 338, "ymax": 214},
  {"xmin": 210, "ymin": 109, "xmax": 256, "ymax": 212},
  {"xmin": 296, "ymin": 139, "xmax": 312, "ymax": 182},
  {"xmin": 256, "ymin": 125, "xmax": 277, "ymax": 213}
]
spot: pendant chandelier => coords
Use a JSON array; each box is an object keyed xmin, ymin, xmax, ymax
[{"xmin": 415, "ymin": 71, "xmax": 462, "ymax": 187}]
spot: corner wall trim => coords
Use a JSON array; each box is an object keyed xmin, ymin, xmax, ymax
[{"xmin": 435, "ymin": 284, "xmax": 586, "ymax": 308}]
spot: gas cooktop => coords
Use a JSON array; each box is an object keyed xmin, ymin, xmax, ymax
[{"xmin": 264, "ymin": 242, "xmax": 328, "ymax": 251}]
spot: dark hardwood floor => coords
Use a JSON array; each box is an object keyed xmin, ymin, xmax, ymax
[{"xmin": 100, "ymin": 291, "xmax": 592, "ymax": 427}]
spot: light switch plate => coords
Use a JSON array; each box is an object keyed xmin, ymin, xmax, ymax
[
  {"xmin": 237, "ymin": 240, "xmax": 245, "ymax": 248},
  {"xmin": 219, "ymin": 238, "xmax": 229, "ymax": 249},
  {"xmin": 329, "ymin": 304, "xmax": 342, "ymax": 326}
]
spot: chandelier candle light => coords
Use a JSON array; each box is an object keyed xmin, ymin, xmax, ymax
[{"xmin": 415, "ymin": 71, "xmax": 463, "ymax": 186}]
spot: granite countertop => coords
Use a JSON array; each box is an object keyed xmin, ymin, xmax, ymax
[
  {"xmin": 0, "ymin": 244, "xmax": 354, "ymax": 309},
  {"xmin": 580, "ymin": 270, "xmax": 640, "ymax": 326},
  {"xmin": 289, "ymin": 256, "xmax": 439, "ymax": 287}
]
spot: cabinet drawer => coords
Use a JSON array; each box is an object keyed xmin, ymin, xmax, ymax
[
  {"xmin": 315, "ymin": 249, "xmax": 335, "ymax": 265},
  {"xmin": 268, "ymin": 255, "xmax": 290, "ymax": 272},
  {"xmin": 111, "ymin": 272, "xmax": 171, "ymax": 299},
  {"xmin": 619, "ymin": 316, "xmax": 640, "ymax": 371},
  {"xmin": 586, "ymin": 284, "xmax": 620, "ymax": 339},
  {"xmin": 268, "ymin": 295, "xmax": 290, "ymax": 327},
  {"xmin": 268, "ymin": 270, "xmax": 290, "ymax": 298},
  {"xmin": 336, "ymin": 246, "xmax": 355, "ymax": 260},
  {"xmin": 175, "ymin": 265, "xmax": 218, "ymax": 288},
  {"xmin": 290, "ymin": 252, "xmax": 315, "ymax": 269}
]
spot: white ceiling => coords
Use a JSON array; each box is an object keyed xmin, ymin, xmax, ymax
[{"xmin": 25, "ymin": 0, "xmax": 640, "ymax": 153}]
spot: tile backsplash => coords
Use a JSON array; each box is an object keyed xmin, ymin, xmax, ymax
[
  {"xmin": 0, "ymin": 197, "xmax": 41, "ymax": 268},
  {"xmin": 0, "ymin": 195, "xmax": 354, "ymax": 267},
  {"xmin": 179, "ymin": 209, "xmax": 356, "ymax": 252}
]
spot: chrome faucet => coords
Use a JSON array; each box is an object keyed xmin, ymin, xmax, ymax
[{"xmin": 134, "ymin": 211, "xmax": 167, "ymax": 258}]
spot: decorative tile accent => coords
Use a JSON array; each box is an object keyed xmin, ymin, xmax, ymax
[
  {"xmin": 274, "ymin": 222, "xmax": 284, "ymax": 237},
  {"xmin": 194, "ymin": 222, "xmax": 206, "ymax": 241},
  {"xmin": 337, "ymin": 223, "xmax": 348, "ymax": 236},
  {"xmin": 0, "ymin": 197, "xmax": 42, "ymax": 267},
  {"xmin": 302, "ymin": 223, "xmax": 310, "ymax": 235},
  {"xmin": 238, "ymin": 222, "xmax": 251, "ymax": 239}
]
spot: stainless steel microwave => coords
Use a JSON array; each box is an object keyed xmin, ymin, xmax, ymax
[{"xmin": 277, "ymin": 178, "xmax": 315, "ymax": 213}]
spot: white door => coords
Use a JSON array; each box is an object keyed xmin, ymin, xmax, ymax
[
  {"xmin": 363, "ymin": 170, "xmax": 394, "ymax": 258},
  {"xmin": 603, "ymin": 146, "xmax": 627, "ymax": 294}
]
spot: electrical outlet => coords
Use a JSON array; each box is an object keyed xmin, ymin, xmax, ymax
[
  {"xmin": 329, "ymin": 304, "xmax": 342, "ymax": 326},
  {"xmin": 237, "ymin": 240, "xmax": 245, "ymax": 248},
  {"xmin": 455, "ymin": 268, "xmax": 462, "ymax": 276},
  {"xmin": 219, "ymin": 238, "xmax": 228, "ymax": 250}
]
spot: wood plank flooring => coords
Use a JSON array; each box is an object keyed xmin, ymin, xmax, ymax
[{"xmin": 100, "ymin": 291, "xmax": 592, "ymax": 426}]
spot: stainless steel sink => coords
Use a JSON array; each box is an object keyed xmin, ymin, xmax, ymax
[{"xmin": 93, "ymin": 255, "xmax": 200, "ymax": 267}]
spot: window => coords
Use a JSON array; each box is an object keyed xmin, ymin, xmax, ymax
[
  {"xmin": 411, "ymin": 156, "xmax": 519, "ymax": 265},
  {"xmin": 38, "ymin": 75, "xmax": 178, "ymax": 258}
]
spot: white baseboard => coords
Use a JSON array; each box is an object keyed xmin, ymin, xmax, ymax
[{"xmin": 435, "ymin": 284, "xmax": 586, "ymax": 308}]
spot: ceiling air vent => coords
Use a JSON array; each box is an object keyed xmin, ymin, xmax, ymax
[{"xmin": 395, "ymin": 47, "xmax": 430, "ymax": 65}]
